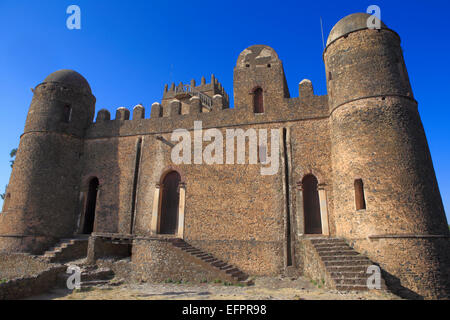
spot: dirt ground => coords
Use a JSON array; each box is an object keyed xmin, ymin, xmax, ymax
[{"xmin": 26, "ymin": 275, "xmax": 401, "ymax": 300}]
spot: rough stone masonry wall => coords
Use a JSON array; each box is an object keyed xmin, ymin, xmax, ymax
[
  {"xmin": 81, "ymin": 135, "xmax": 139, "ymax": 234},
  {"xmin": 0, "ymin": 81, "xmax": 94, "ymax": 254},
  {"xmin": 134, "ymin": 123, "xmax": 286, "ymax": 276},
  {"xmin": 350, "ymin": 237, "xmax": 450, "ymax": 299},
  {"xmin": 297, "ymin": 240, "xmax": 334, "ymax": 289},
  {"xmin": 0, "ymin": 265, "xmax": 66, "ymax": 300},
  {"xmin": 131, "ymin": 238, "xmax": 237, "ymax": 283},
  {"xmin": 0, "ymin": 253, "xmax": 66, "ymax": 300},
  {"xmin": 0, "ymin": 253, "xmax": 52, "ymax": 280},
  {"xmin": 324, "ymin": 26, "xmax": 449, "ymax": 299},
  {"xmin": 83, "ymin": 110, "xmax": 333, "ymax": 276},
  {"xmin": 80, "ymin": 45, "xmax": 330, "ymax": 275}
]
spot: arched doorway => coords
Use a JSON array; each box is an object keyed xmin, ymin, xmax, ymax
[
  {"xmin": 302, "ymin": 174, "xmax": 322, "ymax": 234},
  {"xmin": 159, "ymin": 171, "xmax": 181, "ymax": 234},
  {"xmin": 83, "ymin": 177, "xmax": 99, "ymax": 234}
]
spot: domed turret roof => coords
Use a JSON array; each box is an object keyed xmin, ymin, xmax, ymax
[
  {"xmin": 326, "ymin": 13, "xmax": 387, "ymax": 46},
  {"xmin": 43, "ymin": 69, "xmax": 91, "ymax": 93}
]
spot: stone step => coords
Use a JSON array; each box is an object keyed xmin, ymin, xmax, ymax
[
  {"xmin": 311, "ymin": 239, "xmax": 347, "ymax": 245},
  {"xmin": 333, "ymin": 277, "xmax": 369, "ymax": 286},
  {"xmin": 211, "ymin": 261, "xmax": 227, "ymax": 268},
  {"xmin": 321, "ymin": 255, "xmax": 370, "ymax": 262},
  {"xmin": 324, "ymin": 260, "xmax": 372, "ymax": 267},
  {"xmin": 335, "ymin": 284, "xmax": 370, "ymax": 291},
  {"xmin": 219, "ymin": 265, "xmax": 234, "ymax": 271},
  {"xmin": 225, "ymin": 268, "xmax": 240, "ymax": 274},
  {"xmin": 330, "ymin": 271, "xmax": 368, "ymax": 278},
  {"xmin": 170, "ymin": 239, "xmax": 250, "ymax": 284},
  {"xmin": 327, "ymin": 266, "xmax": 372, "ymax": 273},
  {"xmin": 81, "ymin": 268, "xmax": 114, "ymax": 282},
  {"xmin": 316, "ymin": 250, "xmax": 359, "ymax": 257},
  {"xmin": 313, "ymin": 244, "xmax": 350, "ymax": 250},
  {"xmin": 80, "ymin": 280, "xmax": 110, "ymax": 288}
]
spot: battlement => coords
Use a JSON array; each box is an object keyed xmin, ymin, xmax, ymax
[
  {"xmin": 162, "ymin": 74, "xmax": 229, "ymax": 110},
  {"xmin": 87, "ymin": 77, "xmax": 328, "ymax": 140}
]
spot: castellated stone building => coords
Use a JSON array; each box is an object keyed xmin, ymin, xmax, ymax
[{"xmin": 0, "ymin": 13, "xmax": 449, "ymax": 299}]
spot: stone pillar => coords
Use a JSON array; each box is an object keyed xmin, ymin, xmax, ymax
[
  {"xmin": 189, "ymin": 96, "xmax": 202, "ymax": 114},
  {"xmin": 296, "ymin": 182, "xmax": 305, "ymax": 236},
  {"xmin": 212, "ymin": 94, "xmax": 223, "ymax": 111},
  {"xmin": 115, "ymin": 107, "xmax": 130, "ymax": 120},
  {"xmin": 318, "ymin": 184, "xmax": 330, "ymax": 236},
  {"xmin": 150, "ymin": 102, "xmax": 162, "ymax": 118},
  {"xmin": 150, "ymin": 184, "xmax": 160, "ymax": 234},
  {"xmin": 165, "ymin": 99, "xmax": 181, "ymax": 117},
  {"xmin": 177, "ymin": 183, "xmax": 186, "ymax": 238},
  {"xmin": 96, "ymin": 109, "xmax": 110, "ymax": 122},
  {"xmin": 133, "ymin": 104, "xmax": 145, "ymax": 120}
]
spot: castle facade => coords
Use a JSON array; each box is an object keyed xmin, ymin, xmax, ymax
[{"xmin": 0, "ymin": 13, "xmax": 448, "ymax": 299}]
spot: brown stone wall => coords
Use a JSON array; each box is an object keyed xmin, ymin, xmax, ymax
[
  {"xmin": 325, "ymin": 24, "xmax": 449, "ymax": 299},
  {"xmin": 0, "ymin": 264, "xmax": 66, "ymax": 300},
  {"xmin": 350, "ymin": 237, "xmax": 450, "ymax": 299},
  {"xmin": 131, "ymin": 238, "xmax": 238, "ymax": 283},
  {"xmin": 289, "ymin": 118, "xmax": 334, "ymax": 236},
  {"xmin": 80, "ymin": 135, "xmax": 139, "ymax": 234},
  {"xmin": 324, "ymin": 28, "xmax": 413, "ymax": 111},
  {"xmin": 0, "ymin": 253, "xmax": 52, "ymax": 280},
  {"xmin": 329, "ymin": 97, "xmax": 448, "ymax": 238},
  {"xmin": 0, "ymin": 81, "xmax": 95, "ymax": 254},
  {"xmin": 0, "ymin": 132, "xmax": 84, "ymax": 253}
]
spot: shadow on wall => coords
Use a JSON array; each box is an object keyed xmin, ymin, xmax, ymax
[{"xmin": 381, "ymin": 269, "xmax": 424, "ymax": 300}]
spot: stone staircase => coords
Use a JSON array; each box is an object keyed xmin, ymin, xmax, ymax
[
  {"xmin": 169, "ymin": 238, "xmax": 252, "ymax": 285},
  {"xmin": 42, "ymin": 236, "xmax": 89, "ymax": 263},
  {"xmin": 310, "ymin": 238, "xmax": 387, "ymax": 291}
]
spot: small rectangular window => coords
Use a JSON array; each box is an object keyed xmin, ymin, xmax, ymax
[
  {"xmin": 354, "ymin": 179, "xmax": 366, "ymax": 210},
  {"xmin": 63, "ymin": 104, "xmax": 72, "ymax": 123}
]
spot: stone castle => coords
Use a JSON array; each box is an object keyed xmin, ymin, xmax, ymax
[{"xmin": 0, "ymin": 13, "xmax": 449, "ymax": 299}]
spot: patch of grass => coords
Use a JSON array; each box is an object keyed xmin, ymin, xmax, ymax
[
  {"xmin": 0, "ymin": 279, "xmax": 7, "ymax": 284},
  {"xmin": 213, "ymin": 279, "xmax": 222, "ymax": 284},
  {"xmin": 164, "ymin": 278, "xmax": 173, "ymax": 283},
  {"xmin": 200, "ymin": 279, "xmax": 208, "ymax": 283}
]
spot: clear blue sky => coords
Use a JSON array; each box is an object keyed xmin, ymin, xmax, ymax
[{"xmin": 0, "ymin": 0, "xmax": 448, "ymax": 222}]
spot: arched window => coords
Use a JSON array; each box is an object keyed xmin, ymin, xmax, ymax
[
  {"xmin": 354, "ymin": 179, "xmax": 366, "ymax": 210},
  {"xmin": 253, "ymin": 87, "xmax": 264, "ymax": 113}
]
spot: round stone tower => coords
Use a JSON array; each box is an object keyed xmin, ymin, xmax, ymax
[
  {"xmin": 0, "ymin": 70, "xmax": 95, "ymax": 254},
  {"xmin": 324, "ymin": 13, "xmax": 449, "ymax": 298}
]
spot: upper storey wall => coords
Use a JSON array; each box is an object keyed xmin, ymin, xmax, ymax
[
  {"xmin": 324, "ymin": 28, "xmax": 413, "ymax": 112},
  {"xmin": 86, "ymin": 92, "xmax": 328, "ymax": 139},
  {"xmin": 87, "ymin": 45, "xmax": 328, "ymax": 139}
]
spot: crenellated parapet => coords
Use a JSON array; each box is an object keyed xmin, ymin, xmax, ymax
[{"xmin": 162, "ymin": 74, "xmax": 230, "ymax": 109}]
